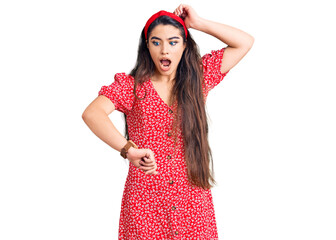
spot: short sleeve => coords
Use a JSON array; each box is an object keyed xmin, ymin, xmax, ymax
[
  {"xmin": 98, "ymin": 72, "xmax": 135, "ymax": 115},
  {"xmin": 202, "ymin": 47, "xmax": 229, "ymax": 94}
]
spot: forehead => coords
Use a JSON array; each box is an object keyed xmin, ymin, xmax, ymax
[{"xmin": 149, "ymin": 24, "xmax": 182, "ymax": 39}]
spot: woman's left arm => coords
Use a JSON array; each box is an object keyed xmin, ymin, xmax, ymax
[{"xmin": 174, "ymin": 4, "xmax": 254, "ymax": 73}]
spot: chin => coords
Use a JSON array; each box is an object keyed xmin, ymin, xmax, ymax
[
  {"xmin": 158, "ymin": 68, "xmax": 177, "ymax": 77},
  {"xmin": 160, "ymin": 71, "xmax": 173, "ymax": 76}
]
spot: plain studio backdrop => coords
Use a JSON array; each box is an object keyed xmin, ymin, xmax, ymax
[{"xmin": 0, "ymin": 0, "xmax": 335, "ymax": 239}]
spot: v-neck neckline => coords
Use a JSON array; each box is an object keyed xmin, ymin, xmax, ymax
[{"xmin": 149, "ymin": 79, "xmax": 177, "ymax": 109}]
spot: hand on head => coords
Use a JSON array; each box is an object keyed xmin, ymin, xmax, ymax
[{"xmin": 173, "ymin": 4, "xmax": 201, "ymax": 29}]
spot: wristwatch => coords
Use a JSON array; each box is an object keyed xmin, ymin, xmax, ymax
[{"xmin": 120, "ymin": 140, "xmax": 138, "ymax": 159}]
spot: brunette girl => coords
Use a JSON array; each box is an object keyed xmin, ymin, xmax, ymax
[{"xmin": 82, "ymin": 4, "xmax": 253, "ymax": 239}]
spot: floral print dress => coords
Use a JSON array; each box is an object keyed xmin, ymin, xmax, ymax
[{"xmin": 98, "ymin": 48, "xmax": 229, "ymax": 239}]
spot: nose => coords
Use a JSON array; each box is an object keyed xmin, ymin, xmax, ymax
[{"xmin": 161, "ymin": 42, "xmax": 169, "ymax": 55}]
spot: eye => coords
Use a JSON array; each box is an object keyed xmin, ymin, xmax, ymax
[
  {"xmin": 169, "ymin": 41, "xmax": 178, "ymax": 46},
  {"xmin": 152, "ymin": 41, "xmax": 159, "ymax": 46}
]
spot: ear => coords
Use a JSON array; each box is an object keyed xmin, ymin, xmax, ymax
[{"xmin": 146, "ymin": 40, "xmax": 149, "ymax": 48}]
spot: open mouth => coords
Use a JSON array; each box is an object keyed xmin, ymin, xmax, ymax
[{"xmin": 160, "ymin": 59, "xmax": 171, "ymax": 67}]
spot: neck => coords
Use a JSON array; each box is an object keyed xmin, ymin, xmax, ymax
[{"xmin": 151, "ymin": 70, "xmax": 176, "ymax": 83}]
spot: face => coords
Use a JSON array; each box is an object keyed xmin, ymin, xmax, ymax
[{"xmin": 147, "ymin": 24, "xmax": 186, "ymax": 78}]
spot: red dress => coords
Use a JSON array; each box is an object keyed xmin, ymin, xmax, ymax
[{"xmin": 98, "ymin": 48, "xmax": 229, "ymax": 239}]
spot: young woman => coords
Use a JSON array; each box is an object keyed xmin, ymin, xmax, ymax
[{"xmin": 82, "ymin": 4, "xmax": 253, "ymax": 239}]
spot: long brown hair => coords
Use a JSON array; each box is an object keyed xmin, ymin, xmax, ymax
[{"xmin": 124, "ymin": 15, "xmax": 216, "ymax": 190}]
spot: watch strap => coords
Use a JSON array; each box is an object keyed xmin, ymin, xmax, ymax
[{"xmin": 120, "ymin": 140, "xmax": 138, "ymax": 159}]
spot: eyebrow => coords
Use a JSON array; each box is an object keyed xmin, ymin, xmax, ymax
[{"xmin": 150, "ymin": 36, "xmax": 181, "ymax": 40}]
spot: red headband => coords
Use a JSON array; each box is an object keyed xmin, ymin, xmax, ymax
[{"xmin": 144, "ymin": 10, "xmax": 188, "ymax": 40}]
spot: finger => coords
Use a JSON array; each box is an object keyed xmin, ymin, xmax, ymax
[
  {"xmin": 139, "ymin": 160, "xmax": 146, "ymax": 166},
  {"xmin": 148, "ymin": 150, "xmax": 155, "ymax": 162},
  {"xmin": 145, "ymin": 151, "xmax": 152, "ymax": 159},
  {"xmin": 139, "ymin": 165, "xmax": 152, "ymax": 171},
  {"xmin": 181, "ymin": 4, "xmax": 190, "ymax": 15},
  {"xmin": 145, "ymin": 156, "xmax": 154, "ymax": 163},
  {"xmin": 141, "ymin": 161, "xmax": 155, "ymax": 168},
  {"xmin": 142, "ymin": 160, "xmax": 155, "ymax": 167},
  {"xmin": 139, "ymin": 165, "xmax": 146, "ymax": 172},
  {"xmin": 179, "ymin": 4, "xmax": 185, "ymax": 13},
  {"xmin": 143, "ymin": 163, "xmax": 157, "ymax": 172},
  {"xmin": 178, "ymin": 7, "xmax": 183, "ymax": 16},
  {"xmin": 142, "ymin": 156, "xmax": 153, "ymax": 163},
  {"xmin": 141, "ymin": 157, "xmax": 153, "ymax": 166},
  {"xmin": 174, "ymin": 5, "xmax": 179, "ymax": 12}
]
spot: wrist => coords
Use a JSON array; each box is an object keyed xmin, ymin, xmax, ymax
[
  {"xmin": 120, "ymin": 140, "xmax": 138, "ymax": 159},
  {"xmin": 126, "ymin": 146, "xmax": 136, "ymax": 159},
  {"xmin": 191, "ymin": 17, "xmax": 207, "ymax": 31}
]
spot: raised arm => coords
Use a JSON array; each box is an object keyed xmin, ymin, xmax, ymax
[{"xmin": 174, "ymin": 4, "xmax": 254, "ymax": 73}]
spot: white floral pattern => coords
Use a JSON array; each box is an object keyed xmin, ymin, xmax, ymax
[{"xmin": 98, "ymin": 48, "xmax": 229, "ymax": 239}]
